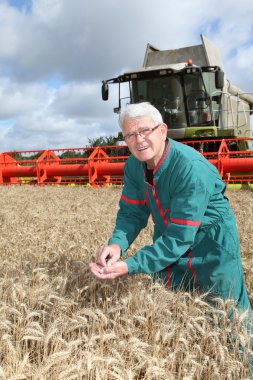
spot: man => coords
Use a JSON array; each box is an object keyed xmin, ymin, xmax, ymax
[{"xmin": 89, "ymin": 102, "xmax": 251, "ymax": 312}]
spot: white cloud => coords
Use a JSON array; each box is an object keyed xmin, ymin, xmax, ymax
[{"xmin": 0, "ymin": 78, "xmax": 47, "ymax": 117}]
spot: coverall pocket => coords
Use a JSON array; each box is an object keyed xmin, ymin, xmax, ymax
[
  {"xmin": 197, "ymin": 221, "xmax": 242, "ymax": 296},
  {"xmin": 206, "ymin": 214, "xmax": 240, "ymax": 260}
]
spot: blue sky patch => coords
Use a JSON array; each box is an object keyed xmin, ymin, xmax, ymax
[
  {"xmin": 7, "ymin": 0, "xmax": 32, "ymax": 13},
  {"xmin": 229, "ymin": 48, "xmax": 238, "ymax": 59},
  {"xmin": 196, "ymin": 18, "xmax": 221, "ymax": 38},
  {"xmin": 46, "ymin": 75, "xmax": 64, "ymax": 89}
]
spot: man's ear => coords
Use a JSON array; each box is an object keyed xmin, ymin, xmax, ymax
[{"xmin": 160, "ymin": 123, "xmax": 168, "ymax": 139}]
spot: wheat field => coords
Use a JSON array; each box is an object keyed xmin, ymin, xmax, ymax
[{"xmin": 0, "ymin": 186, "xmax": 252, "ymax": 380}]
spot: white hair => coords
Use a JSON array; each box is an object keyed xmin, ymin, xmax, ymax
[{"xmin": 119, "ymin": 102, "xmax": 163, "ymax": 130}]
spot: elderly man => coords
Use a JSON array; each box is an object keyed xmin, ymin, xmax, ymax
[{"xmin": 89, "ymin": 102, "xmax": 251, "ymax": 312}]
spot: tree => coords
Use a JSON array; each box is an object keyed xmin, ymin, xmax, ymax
[
  {"xmin": 88, "ymin": 135, "xmax": 120, "ymax": 147},
  {"xmin": 88, "ymin": 133, "xmax": 129, "ymax": 157}
]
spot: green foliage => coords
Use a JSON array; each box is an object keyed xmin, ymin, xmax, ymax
[
  {"xmin": 10, "ymin": 151, "xmax": 42, "ymax": 161},
  {"xmin": 60, "ymin": 151, "xmax": 84, "ymax": 159},
  {"xmin": 88, "ymin": 133, "xmax": 123, "ymax": 147}
]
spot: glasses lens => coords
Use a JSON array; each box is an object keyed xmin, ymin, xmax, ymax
[
  {"xmin": 138, "ymin": 127, "xmax": 151, "ymax": 136},
  {"xmin": 124, "ymin": 132, "xmax": 135, "ymax": 141}
]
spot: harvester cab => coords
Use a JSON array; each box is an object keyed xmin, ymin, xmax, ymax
[{"xmin": 102, "ymin": 35, "xmax": 253, "ymax": 146}]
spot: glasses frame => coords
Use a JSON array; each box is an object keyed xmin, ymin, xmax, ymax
[{"xmin": 123, "ymin": 124, "xmax": 161, "ymax": 142}]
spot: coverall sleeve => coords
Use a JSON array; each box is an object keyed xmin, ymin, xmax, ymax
[
  {"xmin": 125, "ymin": 159, "xmax": 216, "ymax": 274},
  {"xmin": 108, "ymin": 158, "xmax": 150, "ymax": 256}
]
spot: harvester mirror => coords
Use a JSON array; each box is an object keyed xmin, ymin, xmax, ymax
[
  {"xmin": 215, "ymin": 70, "xmax": 224, "ymax": 90},
  {"xmin": 102, "ymin": 82, "xmax": 109, "ymax": 101}
]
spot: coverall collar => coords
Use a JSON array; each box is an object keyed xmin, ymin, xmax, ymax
[{"xmin": 143, "ymin": 138, "xmax": 172, "ymax": 180}]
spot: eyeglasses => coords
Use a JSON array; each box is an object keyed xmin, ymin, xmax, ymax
[{"xmin": 123, "ymin": 124, "xmax": 161, "ymax": 142}]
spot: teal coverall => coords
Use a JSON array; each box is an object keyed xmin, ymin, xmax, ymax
[{"xmin": 108, "ymin": 138, "xmax": 251, "ymax": 312}]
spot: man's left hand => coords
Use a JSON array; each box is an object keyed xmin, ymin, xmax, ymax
[{"xmin": 89, "ymin": 261, "xmax": 128, "ymax": 280}]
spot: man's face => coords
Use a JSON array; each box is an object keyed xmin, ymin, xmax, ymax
[{"xmin": 122, "ymin": 117, "xmax": 168, "ymax": 169}]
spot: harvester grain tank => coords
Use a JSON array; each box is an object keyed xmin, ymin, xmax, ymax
[{"xmin": 102, "ymin": 35, "xmax": 253, "ymax": 148}]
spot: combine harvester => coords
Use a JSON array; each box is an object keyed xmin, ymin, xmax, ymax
[{"xmin": 0, "ymin": 35, "xmax": 253, "ymax": 186}]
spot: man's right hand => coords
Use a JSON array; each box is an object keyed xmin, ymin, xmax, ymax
[{"xmin": 95, "ymin": 244, "xmax": 121, "ymax": 267}]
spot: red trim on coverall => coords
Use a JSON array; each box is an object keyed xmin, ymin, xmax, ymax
[
  {"xmin": 121, "ymin": 195, "xmax": 146, "ymax": 205},
  {"xmin": 153, "ymin": 141, "xmax": 171, "ymax": 175},
  {"xmin": 152, "ymin": 182, "xmax": 168, "ymax": 227},
  {"xmin": 166, "ymin": 265, "xmax": 171, "ymax": 288},
  {"xmin": 187, "ymin": 249, "xmax": 197, "ymax": 284},
  {"xmin": 170, "ymin": 218, "xmax": 201, "ymax": 227}
]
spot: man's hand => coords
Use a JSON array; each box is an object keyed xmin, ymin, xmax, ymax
[
  {"xmin": 89, "ymin": 261, "xmax": 128, "ymax": 280},
  {"xmin": 95, "ymin": 244, "xmax": 121, "ymax": 267}
]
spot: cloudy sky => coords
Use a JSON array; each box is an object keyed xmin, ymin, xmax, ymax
[{"xmin": 0, "ymin": 0, "xmax": 252, "ymax": 151}]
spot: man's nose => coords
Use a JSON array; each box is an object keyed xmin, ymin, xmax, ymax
[{"xmin": 135, "ymin": 133, "xmax": 144, "ymax": 142}]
